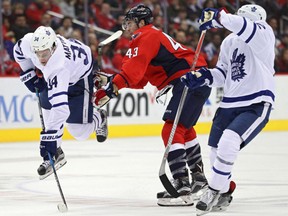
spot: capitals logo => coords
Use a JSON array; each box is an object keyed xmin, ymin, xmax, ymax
[{"xmin": 230, "ymin": 48, "xmax": 246, "ymax": 82}]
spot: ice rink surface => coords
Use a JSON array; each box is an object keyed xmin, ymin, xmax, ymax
[{"xmin": 1, "ymin": 131, "xmax": 288, "ymax": 216}]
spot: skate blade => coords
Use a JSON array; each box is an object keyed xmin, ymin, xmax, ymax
[
  {"xmin": 211, "ymin": 195, "xmax": 232, "ymax": 212},
  {"xmin": 211, "ymin": 206, "xmax": 228, "ymax": 212},
  {"xmin": 39, "ymin": 159, "xmax": 67, "ymax": 180},
  {"xmin": 157, "ymin": 195, "xmax": 194, "ymax": 207},
  {"xmin": 196, "ymin": 208, "xmax": 211, "ymax": 216}
]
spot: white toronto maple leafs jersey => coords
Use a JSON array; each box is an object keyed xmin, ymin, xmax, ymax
[
  {"xmin": 13, "ymin": 34, "xmax": 93, "ymax": 130},
  {"xmin": 209, "ymin": 11, "xmax": 275, "ymax": 108}
]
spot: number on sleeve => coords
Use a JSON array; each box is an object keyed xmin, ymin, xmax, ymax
[
  {"xmin": 70, "ymin": 45, "xmax": 89, "ymax": 65},
  {"xmin": 162, "ymin": 32, "xmax": 187, "ymax": 51}
]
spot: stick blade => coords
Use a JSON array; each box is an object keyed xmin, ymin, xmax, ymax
[
  {"xmin": 159, "ymin": 174, "xmax": 180, "ymax": 198},
  {"xmin": 99, "ymin": 30, "xmax": 123, "ymax": 46}
]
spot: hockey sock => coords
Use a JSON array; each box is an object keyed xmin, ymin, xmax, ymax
[
  {"xmin": 168, "ymin": 143, "xmax": 188, "ymax": 179},
  {"xmin": 185, "ymin": 127, "xmax": 203, "ymax": 173},
  {"xmin": 210, "ymin": 129, "xmax": 241, "ymax": 191}
]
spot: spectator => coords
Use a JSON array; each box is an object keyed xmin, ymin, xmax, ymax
[
  {"xmin": 71, "ymin": 28, "xmax": 83, "ymax": 41},
  {"xmin": 203, "ymin": 0, "xmax": 215, "ymax": 8},
  {"xmin": 59, "ymin": 0, "xmax": 76, "ymax": 18},
  {"xmin": 2, "ymin": 17, "xmax": 15, "ymax": 43},
  {"xmin": 95, "ymin": 3, "xmax": 116, "ymax": 30},
  {"xmin": 267, "ymin": 16, "xmax": 280, "ymax": 39},
  {"xmin": 153, "ymin": 15, "xmax": 164, "ymax": 30},
  {"xmin": 39, "ymin": 12, "xmax": 59, "ymax": 29},
  {"xmin": 10, "ymin": 14, "xmax": 32, "ymax": 41},
  {"xmin": 111, "ymin": 14, "xmax": 125, "ymax": 32},
  {"xmin": 57, "ymin": 16, "xmax": 74, "ymax": 38},
  {"xmin": 25, "ymin": 0, "xmax": 60, "ymax": 30},
  {"xmin": 186, "ymin": 0, "xmax": 202, "ymax": 21},
  {"xmin": 2, "ymin": 0, "xmax": 13, "ymax": 22},
  {"xmin": 88, "ymin": 31, "xmax": 99, "ymax": 59},
  {"xmin": 279, "ymin": 0, "xmax": 288, "ymax": 18},
  {"xmin": 2, "ymin": 0, "xmax": 288, "ymax": 75},
  {"xmin": 175, "ymin": 30, "xmax": 187, "ymax": 45},
  {"xmin": 12, "ymin": 2, "xmax": 26, "ymax": 17},
  {"xmin": 275, "ymin": 48, "xmax": 288, "ymax": 72},
  {"xmin": 215, "ymin": 0, "xmax": 236, "ymax": 13},
  {"xmin": 90, "ymin": 0, "xmax": 103, "ymax": 18},
  {"xmin": 152, "ymin": 3, "xmax": 163, "ymax": 17},
  {"xmin": 100, "ymin": 44, "xmax": 118, "ymax": 74},
  {"xmin": 167, "ymin": 0, "xmax": 183, "ymax": 22},
  {"xmin": 25, "ymin": 0, "xmax": 48, "ymax": 30},
  {"xmin": 1, "ymin": 49, "xmax": 21, "ymax": 76},
  {"xmin": 203, "ymin": 33, "xmax": 222, "ymax": 67},
  {"xmin": 112, "ymin": 31, "xmax": 130, "ymax": 72}
]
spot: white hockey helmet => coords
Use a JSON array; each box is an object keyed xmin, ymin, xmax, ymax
[
  {"xmin": 237, "ymin": 4, "xmax": 267, "ymax": 21},
  {"xmin": 31, "ymin": 26, "xmax": 57, "ymax": 52}
]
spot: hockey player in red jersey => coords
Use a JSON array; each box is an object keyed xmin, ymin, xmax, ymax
[{"xmin": 94, "ymin": 4, "xmax": 211, "ymax": 206}]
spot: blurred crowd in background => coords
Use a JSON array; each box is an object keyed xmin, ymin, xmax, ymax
[{"xmin": 1, "ymin": 0, "xmax": 288, "ymax": 76}]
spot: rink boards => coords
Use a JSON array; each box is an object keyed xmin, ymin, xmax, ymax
[{"xmin": 1, "ymin": 76, "xmax": 288, "ymax": 142}]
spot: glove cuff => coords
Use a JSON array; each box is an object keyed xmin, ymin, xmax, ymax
[
  {"xmin": 40, "ymin": 130, "xmax": 60, "ymax": 141},
  {"xmin": 20, "ymin": 68, "xmax": 36, "ymax": 83}
]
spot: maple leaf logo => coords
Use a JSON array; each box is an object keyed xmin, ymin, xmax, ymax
[{"xmin": 230, "ymin": 48, "xmax": 247, "ymax": 82}]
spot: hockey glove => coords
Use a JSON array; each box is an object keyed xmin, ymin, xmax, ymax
[
  {"xmin": 181, "ymin": 67, "xmax": 213, "ymax": 90},
  {"xmin": 40, "ymin": 130, "xmax": 60, "ymax": 158},
  {"xmin": 20, "ymin": 68, "xmax": 46, "ymax": 93},
  {"xmin": 93, "ymin": 71, "xmax": 114, "ymax": 89},
  {"xmin": 199, "ymin": 8, "xmax": 223, "ymax": 31},
  {"xmin": 93, "ymin": 81, "xmax": 118, "ymax": 107}
]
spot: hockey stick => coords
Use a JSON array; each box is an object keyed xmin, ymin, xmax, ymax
[
  {"xmin": 97, "ymin": 30, "xmax": 123, "ymax": 69},
  {"xmin": 158, "ymin": 30, "xmax": 207, "ymax": 198},
  {"xmin": 35, "ymin": 88, "xmax": 68, "ymax": 212}
]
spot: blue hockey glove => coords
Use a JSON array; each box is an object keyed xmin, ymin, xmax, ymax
[
  {"xmin": 20, "ymin": 68, "xmax": 46, "ymax": 93},
  {"xmin": 94, "ymin": 81, "xmax": 118, "ymax": 107},
  {"xmin": 40, "ymin": 130, "xmax": 60, "ymax": 158},
  {"xmin": 199, "ymin": 8, "xmax": 223, "ymax": 31},
  {"xmin": 181, "ymin": 67, "xmax": 213, "ymax": 90}
]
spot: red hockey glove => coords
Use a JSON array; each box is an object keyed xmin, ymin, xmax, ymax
[{"xmin": 93, "ymin": 82, "xmax": 118, "ymax": 107}]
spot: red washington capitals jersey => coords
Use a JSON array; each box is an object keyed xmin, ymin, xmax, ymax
[{"xmin": 113, "ymin": 24, "xmax": 207, "ymax": 90}]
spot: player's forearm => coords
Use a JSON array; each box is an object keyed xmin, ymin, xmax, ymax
[
  {"xmin": 112, "ymin": 73, "xmax": 129, "ymax": 90},
  {"xmin": 209, "ymin": 67, "xmax": 226, "ymax": 87},
  {"xmin": 219, "ymin": 10, "xmax": 248, "ymax": 34}
]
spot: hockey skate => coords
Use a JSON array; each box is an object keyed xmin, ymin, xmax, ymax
[
  {"xmin": 191, "ymin": 172, "xmax": 208, "ymax": 200},
  {"xmin": 157, "ymin": 177, "xmax": 194, "ymax": 206},
  {"xmin": 196, "ymin": 187, "xmax": 220, "ymax": 216},
  {"xmin": 96, "ymin": 109, "xmax": 108, "ymax": 142},
  {"xmin": 212, "ymin": 181, "xmax": 236, "ymax": 212},
  {"xmin": 38, "ymin": 147, "xmax": 67, "ymax": 180}
]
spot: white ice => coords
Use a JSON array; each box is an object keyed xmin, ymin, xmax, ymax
[{"xmin": 0, "ymin": 132, "xmax": 288, "ymax": 216}]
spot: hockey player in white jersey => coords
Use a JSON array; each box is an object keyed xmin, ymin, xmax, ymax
[
  {"xmin": 13, "ymin": 26, "xmax": 108, "ymax": 179},
  {"xmin": 181, "ymin": 4, "xmax": 275, "ymax": 215}
]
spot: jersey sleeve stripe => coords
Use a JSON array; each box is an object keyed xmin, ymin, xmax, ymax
[
  {"xmin": 16, "ymin": 56, "xmax": 26, "ymax": 60},
  {"xmin": 245, "ymin": 23, "xmax": 257, "ymax": 43},
  {"xmin": 215, "ymin": 66, "xmax": 226, "ymax": 78},
  {"xmin": 48, "ymin": 91, "xmax": 68, "ymax": 100},
  {"xmin": 237, "ymin": 17, "xmax": 247, "ymax": 36},
  {"xmin": 52, "ymin": 102, "xmax": 69, "ymax": 108},
  {"xmin": 222, "ymin": 90, "xmax": 275, "ymax": 103},
  {"xmin": 212, "ymin": 166, "xmax": 231, "ymax": 176}
]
